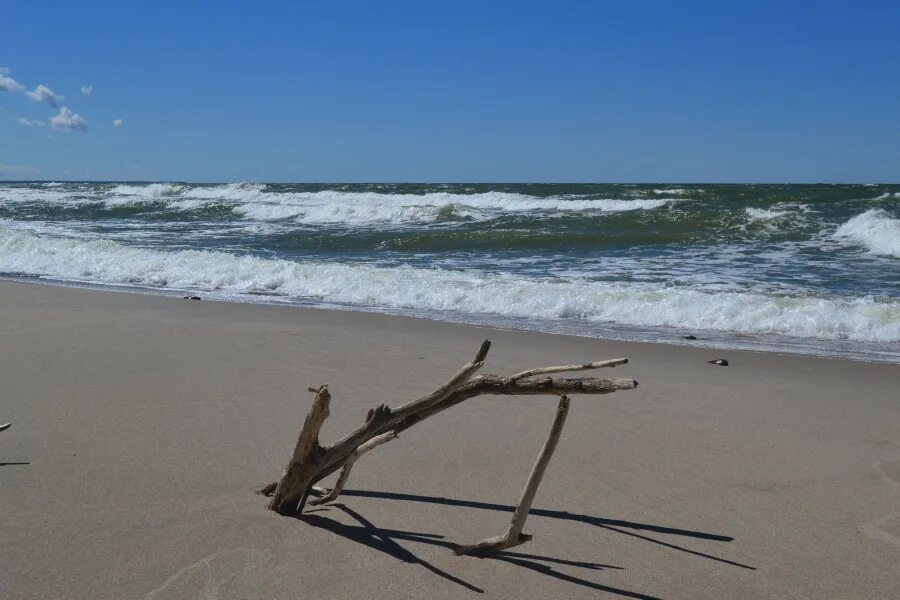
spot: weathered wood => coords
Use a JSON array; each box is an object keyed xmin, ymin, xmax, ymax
[
  {"xmin": 272, "ymin": 374, "xmax": 636, "ymax": 495},
  {"xmin": 267, "ymin": 384, "xmax": 332, "ymax": 514},
  {"xmin": 0, "ymin": 423, "xmax": 10, "ymax": 433},
  {"xmin": 262, "ymin": 340, "xmax": 638, "ymax": 533},
  {"xmin": 320, "ymin": 341, "xmax": 492, "ymax": 473},
  {"xmin": 310, "ymin": 431, "xmax": 398, "ymax": 506},
  {"xmin": 510, "ymin": 358, "xmax": 627, "ymax": 381},
  {"xmin": 455, "ymin": 395, "xmax": 571, "ymax": 556},
  {"xmin": 261, "ymin": 376, "xmax": 636, "ymax": 499}
]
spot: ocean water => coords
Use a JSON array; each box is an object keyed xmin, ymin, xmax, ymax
[{"xmin": 1, "ymin": 182, "xmax": 898, "ymax": 361}]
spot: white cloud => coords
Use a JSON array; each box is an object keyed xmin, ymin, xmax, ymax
[
  {"xmin": 113, "ymin": 118, "xmax": 123, "ymax": 127},
  {"xmin": 49, "ymin": 107, "xmax": 88, "ymax": 132},
  {"xmin": 0, "ymin": 72, "xmax": 24, "ymax": 93},
  {"xmin": 26, "ymin": 84, "xmax": 65, "ymax": 107},
  {"xmin": 81, "ymin": 85, "xmax": 93, "ymax": 96},
  {"xmin": 17, "ymin": 117, "xmax": 46, "ymax": 127}
]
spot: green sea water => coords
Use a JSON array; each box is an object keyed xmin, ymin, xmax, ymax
[{"xmin": 1, "ymin": 182, "xmax": 898, "ymax": 360}]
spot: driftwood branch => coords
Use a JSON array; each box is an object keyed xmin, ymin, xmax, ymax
[
  {"xmin": 309, "ymin": 431, "xmax": 399, "ymax": 506},
  {"xmin": 510, "ymin": 357, "xmax": 627, "ymax": 381},
  {"xmin": 261, "ymin": 340, "xmax": 637, "ymax": 555},
  {"xmin": 455, "ymin": 395, "xmax": 570, "ymax": 555},
  {"xmin": 267, "ymin": 384, "xmax": 331, "ymax": 514}
]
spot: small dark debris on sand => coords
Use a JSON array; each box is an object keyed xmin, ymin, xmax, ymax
[
  {"xmin": 683, "ymin": 334, "xmax": 697, "ymax": 340},
  {"xmin": 708, "ymin": 359, "xmax": 729, "ymax": 366},
  {"xmin": 183, "ymin": 296, "xmax": 202, "ymax": 301}
]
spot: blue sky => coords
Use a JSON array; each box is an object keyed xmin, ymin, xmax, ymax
[{"xmin": 2, "ymin": 1, "xmax": 899, "ymax": 182}]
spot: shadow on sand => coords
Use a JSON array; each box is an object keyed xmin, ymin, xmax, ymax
[
  {"xmin": 341, "ymin": 489, "xmax": 755, "ymax": 570},
  {"xmin": 295, "ymin": 489, "xmax": 754, "ymax": 597}
]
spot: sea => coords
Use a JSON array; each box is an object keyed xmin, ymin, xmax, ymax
[{"xmin": 1, "ymin": 182, "xmax": 898, "ymax": 362}]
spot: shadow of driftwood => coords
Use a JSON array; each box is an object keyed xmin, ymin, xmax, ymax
[
  {"xmin": 339, "ymin": 489, "xmax": 755, "ymax": 571},
  {"xmin": 300, "ymin": 504, "xmax": 663, "ymax": 599},
  {"xmin": 0, "ymin": 461, "xmax": 29, "ymax": 466},
  {"xmin": 299, "ymin": 505, "xmax": 484, "ymax": 592}
]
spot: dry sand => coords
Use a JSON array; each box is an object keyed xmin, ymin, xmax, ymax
[{"xmin": 1, "ymin": 280, "xmax": 898, "ymax": 599}]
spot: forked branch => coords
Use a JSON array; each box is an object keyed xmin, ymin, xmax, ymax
[
  {"xmin": 310, "ymin": 431, "xmax": 399, "ymax": 506},
  {"xmin": 261, "ymin": 340, "xmax": 637, "ymax": 555}
]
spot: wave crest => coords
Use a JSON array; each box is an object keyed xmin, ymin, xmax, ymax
[
  {"xmin": 833, "ymin": 209, "xmax": 900, "ymax": 258},
  {"xmin": 0, "ymin": 183, "xmax": 680, "ymax": 225},
  {"xmin": 1, "ymin": 224, "xmax": 896, "ymax": 343}
]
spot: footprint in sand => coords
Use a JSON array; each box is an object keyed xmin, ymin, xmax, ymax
[
  {"xmin": 859, "ymin": 460, "xmax": 900, "ymax": 546},
  {"xmin": 145, "ymin": 548, "xmax": 271, "ymax": 600}
]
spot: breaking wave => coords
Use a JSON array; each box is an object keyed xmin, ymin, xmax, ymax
[
  {"xmin": 110, "ymin": 183, "xmax": 184, "ymax": 198},
  {"xmin": 0, "ymin": 183, "xmax": 679, "ymax": 225},
  {"xmin": 833, "ymin": 209, "xmax": 900, "ymax": 258},
  {"xmin": 229, "ymin": 191, "xmax": 678, "ymax": 224},
  {"xmin": 1, "ymin": 224, "xmax": 896, "ymax": 343}
]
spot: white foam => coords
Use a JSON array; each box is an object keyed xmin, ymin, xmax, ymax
[
  {"xmin": 1, "ymin": 224, "xmax": 896, "ymax": 343},
  {"xmin": 109, "ymin": 183, "xmax": 183, "ymax": 198},
  {"xmin": 184, "ymin": 188, "xmax": 679, "ymax": 224},
  {"xmin": 181, "ymin": 182, "xmax": 267, "ymax": 202},
  {"xmin": 0, "ymin": 185, "xmax": 90, "ymax": 205},
  {"xmin": 0, "ymin": 183, "xmax": 678, "ymax": 223},
  {"xmin": 745, "ymin": 207, "xmax": 792, "ymax": 222},
  {"xmin": 833, "ymin": 209, "xmax": 900, "ymax": 258}
]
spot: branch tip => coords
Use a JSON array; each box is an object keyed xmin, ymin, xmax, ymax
[{"xmin": 475, "ymin": 340, "xmax": 491, "ymax": 362}]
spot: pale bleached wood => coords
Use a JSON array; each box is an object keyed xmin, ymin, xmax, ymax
[
  {"xmin": 455, "ymin": 395, "xmax": 571, "ymax": 556},
  {"xmin": 510, "ymin": 358, "xmax": 627, "ymax": 381},
  {"xmin": 310, "ymin": 431, "xmax": 398, "ymax": 506},
  {"xmin": 261, "ymin": 341, "xmax": 637, "ymax": 526},
  {"xmin": 260, "ymin": 373, "xmax": 636, "ymax": 502},
  {"xmin": 321, "ymin": 341, "xmax": 492, "ymax": 471},
  {"xmin": 0, "ymin": 423, "xmax": 10, "ymax": 432},
  {"xmin": 267, "ymin": 385, "xmax": 332, "ymax": 515}
]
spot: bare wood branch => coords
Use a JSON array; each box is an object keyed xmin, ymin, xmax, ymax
[
  {"xmin": 510, "ymin": 358, "xmax": 628, "ymax": 381},
  {"xmin": 455, "ymin": 395, "xmax": 571, "ymax": 556},
  {"xmin": 0, "ymin": 423, "xmax": 10, "ymax": 433},
  {"xmin": 311, "ymin": 374, "xmax": 636, "ymax": 485},
  {"xmin": 267, "ymin": 384, "xmax": 332, "ymax": 515},
  {"xmin": 260, "ymin": 373, "xmax": 636, "ymax": 499},
  {"xmin": 310, "ymin": 431, "xmax": 398, "ymax": 506},
  {"xmin": 261, "ymin": 340, "xmax": 637, "ymax": 521},
  {"xmin": 324, "ymin": 341, "xmax": 492, "ymax": 468}
]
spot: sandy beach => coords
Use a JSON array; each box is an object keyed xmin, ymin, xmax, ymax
[{"xmin": 1, "ymin": 280, "xmax": 898, "ymax": 599}]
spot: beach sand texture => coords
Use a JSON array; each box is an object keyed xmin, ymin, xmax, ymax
[{"xmin": 1, "ymin": 281, "xmax": 898, "ymax": 599}]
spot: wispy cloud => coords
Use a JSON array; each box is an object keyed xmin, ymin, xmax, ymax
[
  {"xmin": 81, "ymin": 85, "xmax": 93, "ymax": 96},
  {"xmin": 0, "ymin": 69, "xmax": 24, "ymax": 93},
  {"xmin": 113, "ymin": 118, "xmax": 124, "ymax": 127},
  {"xmin": 26, "ymin": 84, "xmax": 65, "ymax": 107},
  {"xmin": 49, "ymin": 107, "xmax": 88, "ymax": 132},
  {"xmin": 17, "ymin": 117, "xmax": 46, "ymax": 127}
]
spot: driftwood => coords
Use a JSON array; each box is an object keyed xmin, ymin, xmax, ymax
[
  {"xmin": 309, "ymin": 431, "xmax": 399, "ymax": 506},
  {"xmin": 454, "ymin": 394, "xmax": 570, "ymax": 555},
  {"xmin": 260, "ymin": 340, "xmax": 637, "ymax": 555}
]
